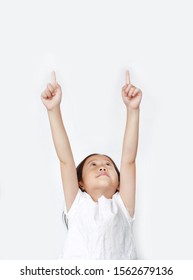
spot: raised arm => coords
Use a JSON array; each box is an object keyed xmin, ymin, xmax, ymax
[
  {"xmin": 119, "ymin": 70, "xmax": 142, "ymax": 218},
  {"xmin": 41, "ymin": 72, "xmax": 79, "ymax": 211}
]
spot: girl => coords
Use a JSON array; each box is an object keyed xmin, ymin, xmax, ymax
[{"xmin": 41, "ymin": 70, "xmax": 142, "ymax": 259}]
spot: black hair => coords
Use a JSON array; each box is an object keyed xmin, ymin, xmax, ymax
[{"xmin": 76, "ymin": 153, "xmax": 120, "ymax": 191}]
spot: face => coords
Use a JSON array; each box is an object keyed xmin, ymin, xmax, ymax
[{"xmin": 79, "ymin": 155, "xmax": 119, "ymax": 197}]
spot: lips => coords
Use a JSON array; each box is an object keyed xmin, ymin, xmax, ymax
[{"xmin": 97, "ymin": 172, "xmax": 109, "ymax": 177}]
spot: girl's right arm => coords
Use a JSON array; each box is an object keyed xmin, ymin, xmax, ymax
[{"xmin": 41, "ymin": 71, "xmax": 79, "ymax": 211}]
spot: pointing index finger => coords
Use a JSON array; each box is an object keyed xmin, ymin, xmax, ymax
[
  {"xmin": 126, "ymin": 70, "xmax": 131, "ymax": 85},
  {"xmin": 51, "ymin": 71, "xmax": 57, "ymax": 85}
]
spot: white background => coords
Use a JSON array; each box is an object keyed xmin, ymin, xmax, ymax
[{"xmin": 0, "ymin": 0, "xmax": 193, "ymax": 260}]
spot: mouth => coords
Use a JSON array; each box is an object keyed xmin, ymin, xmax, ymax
[{"xmin": 97, "ymin": 173, "xmax": 109, "ymax": 177}]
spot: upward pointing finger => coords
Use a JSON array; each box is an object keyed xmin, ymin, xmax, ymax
[
  {"xmin": 126, "ymin": 70, "xmax": 131, "ymax": 85},
  {"xmin": 51, "ymin": 71, "xmax": 57, "ymax": 85}
]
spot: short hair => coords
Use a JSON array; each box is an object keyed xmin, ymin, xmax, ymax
[{"xmin": 76, "ymin": 153, "xmax": 120, "ymax": 191}]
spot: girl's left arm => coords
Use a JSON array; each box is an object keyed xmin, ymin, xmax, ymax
[{"xmin": 119, "ymin": 70, "xmax": 142, "ymax": 218}]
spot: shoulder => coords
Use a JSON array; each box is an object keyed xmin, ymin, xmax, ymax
[
  {"xmin": 64, "ymin": 189, "xmax": 86, "ymax": 216},
  {"xmin": 112, "ymin": 191, "xmax": 135, "ymax": 223}
]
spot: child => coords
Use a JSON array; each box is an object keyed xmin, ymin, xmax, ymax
[{"xmin": 41, "ymin": 70, "xmax": 142, "ymax": 259}]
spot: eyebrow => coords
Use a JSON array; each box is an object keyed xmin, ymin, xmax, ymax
[{"xmin": 86, "ymin": 159, "xmax": 112, "ymax": 166}]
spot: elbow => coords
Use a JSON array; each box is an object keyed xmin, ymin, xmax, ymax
[
  {"xmin": 59, "ymin": 159, "xmax": 69, "ymax": 165},
  {"xmin": 121, "ymin": 159, "xmax": 136, "ymax": 165},
  {"xmin": 129, "ymin": 160, "xmax": 136, "ymax": 164}
]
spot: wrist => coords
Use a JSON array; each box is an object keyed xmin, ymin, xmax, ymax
[
  {"xmin": 126, "ymin": 107, "xmax": 140, "ymax": 113},
  {"xmin": 47, "ymin": 105, "xmax": 61, "ymax": 113}
]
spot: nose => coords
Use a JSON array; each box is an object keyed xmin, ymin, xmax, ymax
[{"xmin": 99, "ymin": 167, "xmax": 107, "ymax": 171}]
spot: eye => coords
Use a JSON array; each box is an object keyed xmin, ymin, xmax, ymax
[
  {"xmin": 106, "ymin": 162, "xmax": 111, "ymax": 166},
  {"xmin": 91, "ymin": 162, "xmax": 96, "ymax": 166}
]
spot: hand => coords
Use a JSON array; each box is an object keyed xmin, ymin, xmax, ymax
[
  {"xmin": 122, "ymin": 70, "xmax": 142, "ymax": 110},
  {"xmin": 41, "ymin": 71, "xmax": 62, "ymax": 111}
]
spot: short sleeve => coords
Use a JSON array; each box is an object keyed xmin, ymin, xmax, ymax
[
  {"xmin": 62, "ymin": 189, "xmax": 84, "ymax": 229},
  {"xmin": 113, "ymin": 192, "xmax": 135, "ymax": 223},
  {"xmin": 62, "ymin": 188, "xmax": 84, "ymax": 218}
]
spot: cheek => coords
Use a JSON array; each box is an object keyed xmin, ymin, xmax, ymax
[
  {"xmin": 82, "ymin": 170, "xmax": 92, "ymax": 182},
  {"xmin": 111, "ymin": 170, "xmax": 118, "ymax": 180},
  {"xmin": 114, "ymin": 172, "xmax": 119, "ymax": 182}
]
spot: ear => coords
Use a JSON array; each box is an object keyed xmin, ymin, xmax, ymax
[{"xmin": 79, "ymin": 181, "xmax": 85, "ymax": 191}]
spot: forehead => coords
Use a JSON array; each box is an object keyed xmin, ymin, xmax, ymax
[{"xmin": 84, "ymin": 155, "xmax": 113, "ymax": 165}]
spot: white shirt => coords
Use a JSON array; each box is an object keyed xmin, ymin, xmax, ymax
[{"xmin": 60, "ymin": 189, "xmax": 137, "ymax": 260}]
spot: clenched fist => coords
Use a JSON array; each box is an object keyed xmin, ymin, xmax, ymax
[{"xmin": 41, "ymin": 71, "xmax": 62, "ymax": 111}]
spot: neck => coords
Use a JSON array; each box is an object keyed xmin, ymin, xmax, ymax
[{"xmin": 86, "ymin": 189, "xmax": 116, "ymax": 202}]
